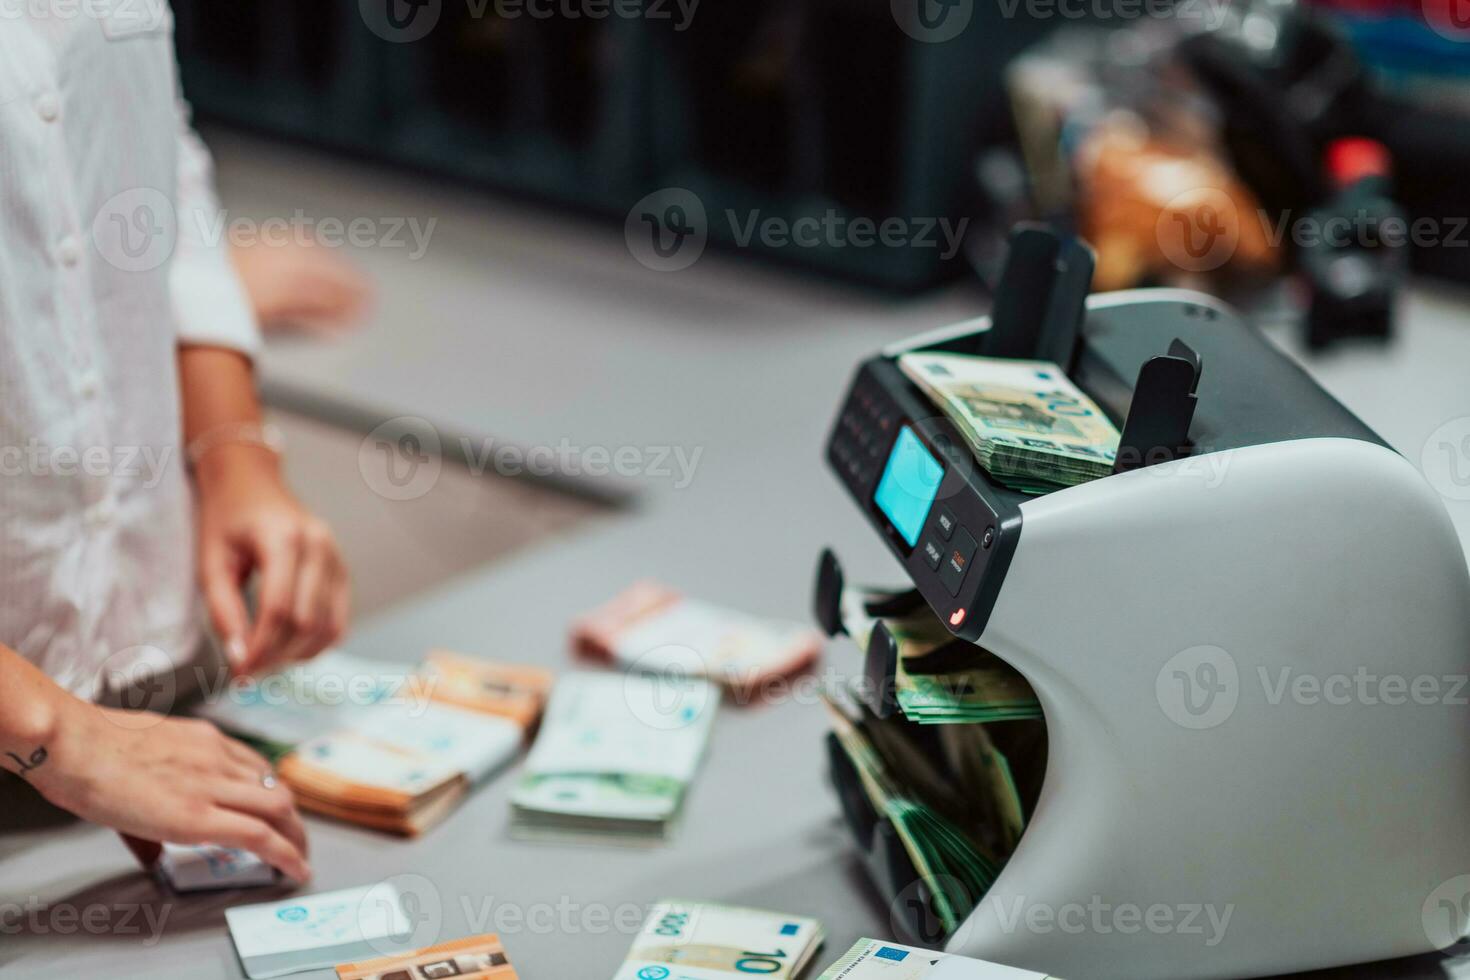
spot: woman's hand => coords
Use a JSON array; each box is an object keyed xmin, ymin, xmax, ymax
[
  {"xmin": 29, "ymin": 699, "xmax": 311, "ymax": 882},
  {"xmin": 230, "ymin": 239, "xmax": 372, "ymax": 336},
  {"xmin": 196, "ymin": 445, "xmax": 350, "ymax": 676}
]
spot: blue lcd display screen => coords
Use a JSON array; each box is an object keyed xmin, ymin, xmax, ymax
[{"xmin": 873, "ymin": 426, "xmax": 945, "ymax": 547}]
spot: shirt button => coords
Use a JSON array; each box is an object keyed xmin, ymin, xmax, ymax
[
  {"xmin": 57, "ymin": 236, "xmax": 80, "ymax": 268},
  {"xmin": 35, "ymin": 92, "xmax": 60, "ymax": 123},
  {"xmin": 78, "ymin": 371, "xmax": 101, "ymax": 399},
  {"xmin": 85, "ymin": 497, "xmax": 116, "ymax": 527}
]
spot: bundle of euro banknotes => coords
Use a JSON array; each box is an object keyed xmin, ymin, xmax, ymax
[
  {"xmin": 817, "ymin": 938, "xmax": 1063, "ymax": 978},
  {"xmin": 605, "ymin": 901, "xmax": 1060, "ymax": 980},
  {"xmin": 612, "ymin": 900, "xmax": 824, "ymax": 979},
  {"xmin": 197, "ymin": 649, "xmax": 554, "ymax": 836},
  {"xmin": 898, "ymin": 351, "xmax": 1120, "ymax": 494},
  {"xmin": 335, "ymin": 934, "xmax": 518, "ymax": 979},
  {"xmin": 572, "ymin": 580, "xmax": 823, "ymax": 695},
  {"xmin": 511, "ymin": 671, "xmax": 717, "ymax": 844}
]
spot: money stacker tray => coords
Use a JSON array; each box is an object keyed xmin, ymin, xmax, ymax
[{"xmin": 811, "ymin": 225, "xmax": 1470, "ymax": 980}]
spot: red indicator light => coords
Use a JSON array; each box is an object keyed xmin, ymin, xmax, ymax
[{"xmin": 949, "ymin": 608, "xmax": 967, "ymax": 627}]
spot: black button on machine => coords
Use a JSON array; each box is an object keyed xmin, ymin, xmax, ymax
[
  {"xmin": 921, "ymin": 538, "xmax": 943, "ymax": 570},
  {"xmin": 940, "ymin": 527, "xmax": 978, "ymax": 596},
  {"xmin": 935, "ymin": 506, "xmax": 957, "ymax": 540}
]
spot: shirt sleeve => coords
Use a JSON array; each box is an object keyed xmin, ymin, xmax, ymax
[{"xmin": 170, "ymin": 102, "xmax": 261, "ymax": 357}]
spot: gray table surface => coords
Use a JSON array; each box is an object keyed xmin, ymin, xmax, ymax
[{"xmin": 4, "ymin": 133, "xmax": 1470, "ymax": 978}]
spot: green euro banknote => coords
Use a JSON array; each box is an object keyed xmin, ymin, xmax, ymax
[
  {"xmin": 612, "ymin": 900, "xmax": 824, "ymax": 980},
  {"xmin": 899, "ymin": 352, "xmax": 1120, "ymax": 494},
  {"xmin": 816, "ymin": 938, "xmax": 1063, "ymax": 979},
  {"xmin": 895, "ymin": 659, "xmax": 1042, "ymax": 725}
]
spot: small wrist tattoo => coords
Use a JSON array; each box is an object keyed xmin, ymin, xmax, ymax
[{"xmin": 5, "ymin": 746, "xmax": 48, "ymax": 778}]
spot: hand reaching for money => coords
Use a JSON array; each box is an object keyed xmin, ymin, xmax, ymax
[{"xmin": 29, "ymin": 701, "xmax": 311, "ymax": 882}]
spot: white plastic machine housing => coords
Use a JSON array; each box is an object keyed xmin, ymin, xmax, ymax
[{"xmin": 829, "ymin": 290, "xmax": 1470, "ymax": 980}]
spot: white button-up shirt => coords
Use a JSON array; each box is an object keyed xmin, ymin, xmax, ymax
[{"xmin": 0, "ymin": 8, "xmax": 258, "ymax": 698}]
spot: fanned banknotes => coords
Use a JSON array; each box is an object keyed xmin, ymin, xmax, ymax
[
  {"xmin": 419, "ymin": 650, "xmax": 554, "ymax": 731},
  {"xmin": 511, "ymin": 672, "xmax": 717, "ymax": 844},
  {"xmin": 816, "ymin": 938, "xmax": 1061, "ymax": 979},
  {"xmin": 612, "ymin": 901, "xmax": 824, "ymax": 979},
  {"xmin": 196, "ymin": 650, "xmax": 551, "ymax": 836},
  {"xmin": 335, "ymin": 934, "xmax": 519, "ymax": 979},
  {"xmin": 825, "ymin": 687, "xmax": 1001, "ymax": 936},
  {"xmin": 899, "ymin": 352, "xmax": 1119, "ymax": 494}
]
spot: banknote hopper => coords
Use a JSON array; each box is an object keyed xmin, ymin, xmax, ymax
[{"xmin": 813, "ymin": 226, "xmax": 1470, "ymax": 979}]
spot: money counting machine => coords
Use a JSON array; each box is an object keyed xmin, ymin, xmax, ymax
[{"xmin": 812, "ymin": 227, "xmax": 1470, "ymax": 979}]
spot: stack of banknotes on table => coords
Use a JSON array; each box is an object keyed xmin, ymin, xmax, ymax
[
  {"xmin": 817, "ymin": 938, "xmax": 1062, "ymax": 978},
  {"xmin": 335, "ymin": 934, "xmax": 518, "ymax": 979},
  {"xmin": 612, "ymin": 900, "xmax": 824, "ymax": 979},
  {"xmin": 572, "ymin": 580, "xmax": 823, "ymax": 695},
  {"xmin": 898, "ymin": 351, "xmax": 1120, "ymax": 494},
  {"xmin": 156, "ymin": 843, "xmax": 276, "ymax": 892},
  {"xmin": 197, "ymin": 649, "xmax": 555, "ymax": 835},
  {"xmin": 511, "ymin": 671, "xmax": 717, "ymax": 844},
  {"xmin": 840, "ymin": 586, "xmax": 1042, "ymax": 726},
  {"xmin": 827, "ymin": 586, "xmax": 1048, "ymax": 938}
]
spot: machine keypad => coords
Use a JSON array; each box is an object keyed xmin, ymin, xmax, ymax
[{"xmin": 830, "ymin": 388, "xmax": 892, "ymax": 491}]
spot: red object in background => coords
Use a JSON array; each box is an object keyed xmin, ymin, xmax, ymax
[{"xmin": 1326, "ymin": 136, "xmax": 1393, "ymax": 189}]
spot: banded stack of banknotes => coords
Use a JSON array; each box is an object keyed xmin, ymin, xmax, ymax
[
  {"xmin": 225, "ymin": 887, "xmax": 1060, "ymax": 979},
  {"xmin": 818, "ymin": 938, "xmax": 1062, "ymax": 978},
  {"xmin": 829, "ymin": 585, "xmax": 1047, "ymax": 938},
  {"xmin": 613, "ymin": 900, "xmax": 825, "ymax": 979},
  {"xmin": 510, "ymin": 671, "xmax": 717, "ymax": 844},
  {"xmin": 572, "ymin": 580, "xmax": 823, "ymax": 695},
  {"xmin": 898, "ymin": 351, "xmax": 1120, "ymax": 494},
  {"xmin": 336, "ymin": 935, "xmax": 518, "ymax": 979},
  {"xmin": 197, "ymin": 649, "xmax": 555, "ymax": 835},
  {"xmin": 609, "ymin": 902, "xmax": 1062, "ymax": 979}
]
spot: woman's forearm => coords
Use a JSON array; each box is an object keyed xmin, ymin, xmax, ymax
[{"xmin": 0, "ymin": 645, "xmax": 77, "ymax": 780}]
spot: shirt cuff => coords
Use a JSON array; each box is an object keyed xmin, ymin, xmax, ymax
[{"xmin": 172, "ymin": 256, "xmax": 261, "ymax": 358}]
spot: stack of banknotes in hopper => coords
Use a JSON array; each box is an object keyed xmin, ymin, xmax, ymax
[
  {"xmin": 572, "ymin": 581, "xmax": 823, "ymax": 696},
  {"xmin": 611, "ymin": 900, "xmax": 824, "ymax": 979},
  {"xmin": 196, "ymin": 649, "xmax": 554, "ymax": 835},
  {"xmin": 898, "ymin": 352, "xmax": 1120, "ymax": 494},
  {"xmin": 827, "ymin": 586, "xmax": 1048, "ymax": 938},
  {"xmin": 816, "ymin": 938, "xmax": 1062, "ymax": 978},
  {"xmin": 840, "ymin": 586, "xmax": 1042, "ymax": 726},
  {"xmin": 511, "ymin": 671, "xmax": 717, "ymax": 844}
]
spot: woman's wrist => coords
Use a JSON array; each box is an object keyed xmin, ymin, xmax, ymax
[
  {"xmin": 5, "ymin": 691, "xmax": 59, "ymax": 769},
  {"xmin": 22, "ymin": 695, "xmax": 106, "ymax": 809},
  {"xmin": 192, "ymin": 437, "xmax": 284, "ymax": 494}
]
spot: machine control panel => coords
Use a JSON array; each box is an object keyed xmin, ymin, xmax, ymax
[{"xmin": 826, "ymin": 360, "xmax": 1021, "ymax": 642}]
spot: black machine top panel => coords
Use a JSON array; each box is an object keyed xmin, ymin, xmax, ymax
[{"xmin": 1062, "ymin": 298, "xmax": 1387, "ymax": 452}]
